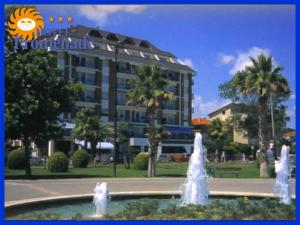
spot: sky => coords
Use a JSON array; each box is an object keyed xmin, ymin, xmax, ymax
[{"xmin": 35, "ymin": 5, "xmax": 295, "ymax": 128}]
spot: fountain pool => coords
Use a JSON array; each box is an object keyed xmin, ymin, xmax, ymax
[{"xmin": 7, "ymin": 195, "xmax": 290, "ymax": 220}]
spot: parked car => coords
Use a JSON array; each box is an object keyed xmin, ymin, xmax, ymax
[
  {"xmin": 169, "ymin": 153, "xmax": 189, "ymax": 162},
  {"xmin": 158, "ymin": 154, "xmax": 170, "ymax": 162},
  {"xmin": 30, "ymin": 157, "xmax": 45, "ymax": 164},
  {"xmin": 102, "ymin": 155, "xmax": 114, "ymax": 164}
]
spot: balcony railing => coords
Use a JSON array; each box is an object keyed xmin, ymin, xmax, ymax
[
  {"xmin": 132, "ymin": 118, "xmax": 147, "ymax": 123},
  {"xmin": 117, "ymin": 99, "xmax": 126, "ymax": 105},
  {"xmin": 162, "ymin": 104, "xmax": 178, "ymax": 110},
  {"xmin": 117, "ymin": 83, "xmax": 132, "ymax": 90}
]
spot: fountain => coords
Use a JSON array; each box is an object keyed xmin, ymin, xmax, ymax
[
  {"xmin": 274, "ymin": 145, "xmax": 291, "ymax": 205},
  {"xmin": 92, "ymin": 182, "xmax": 109, "ymax": 217},
  {"xmin": 181, "ymin": 132, "xmax": 209, "ymax": 205}
]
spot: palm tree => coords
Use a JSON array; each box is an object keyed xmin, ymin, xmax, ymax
[
  {"xmin": 127, "ymin": 64, "xmax": 173, "ymax": 177},
  {"xmin": 231, "ymin": 54, "xmax": 290, "ymax": 176},
  {"xmin": 72, "ymin": 108, "xmax": 108, "ymax": 164}
]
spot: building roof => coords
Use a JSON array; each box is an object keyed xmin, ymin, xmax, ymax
[
  {"xmin": 284, "ymin": 130, "xmax": 296, "ymax": 137},
  {"xmin": 46, "ymin": 25, "xmax": 195, "ymax": 73},
  {"xmin": 192, "ymin": 117, "xmax": 212, "ymax": 126},
  {"xmin": 208, "ymin": 103, "xmax": 235, "ymax": 118}
]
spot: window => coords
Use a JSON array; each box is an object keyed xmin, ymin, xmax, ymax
[
  {"xmin": 117, "ymin": 92, "xmax": 126, "ymax": 105},
  {"xmin": 86, "ymin": 90, "xmax": 95, "ymax": 102},
  {"xmin": 85, "ymin": 73, "xmax": 95, "ymax": 85},
  {"xmin": 80, "ymin": 57, "xmax": 85, "ymax": 67},
  {"xmin": 222, "ymin": 110, "xmax": 226, "ymax": 115},
  {"xmin": 106, "ymin": 33, "xmax": 119, "ymax": 42},
  {"xmin": 124, "ymin": 48, "xmax": 130, "ymax": 55},
  {"xmin": 107, "ymin": 45, "xmax": 113, "ymax": 52},
  {"xmin": 88, "ymin": 29, "xmax": 102, "ymax": 38},
  {"xmin": 139, "ymin": 40, "xmax": 151, "ymax": 48},
  {"xmin": 86, "ymin": 56, "xmax": 95, "ymax": 68},
  {"xmin": 124, "ymin": 37, "xmax": 135, "ymax": 45},
  {"xmin": 57, "ymin": 54, "xmax": 64, "ymax": 66},
  {"xmin": 169, "ymin": 58, "xmax": 175, "ymax": 63},
  {"xmin": 118, "ymin": 110, "xmax": 125, "ymax": 121}
]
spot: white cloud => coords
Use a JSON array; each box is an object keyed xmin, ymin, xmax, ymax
[
  {"xmin": 229, "ymin": 47, "xmax": 271, "ymax": 75},
  {"xmin": 218, "ymin": 47, "xmax": 271, "ymax": 76},
  {"xmin": 192, "ymin": 95, "xmax": 230, "ymax": 118},
  {"xmin": 217, "ymin": 53, "xmax": 235, "ymax": 65},
  {"xmin": 286, "ymin": 105, "xmax": 296, "ymax": 129},
  {"xmin": 181, "ymin": 58, "xmax": 194, "ymax": 69},
  {"xmin": 290, "ymin": 94, "xmax": 295, "ymax": 100},
  {"xmin": 77, "ymin": 5, "xmax": 147, "ymax": 25}
]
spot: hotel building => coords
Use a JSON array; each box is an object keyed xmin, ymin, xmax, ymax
[{"xmin": 53, "ymin": 25, "xmax": 195, "ymax": 156}]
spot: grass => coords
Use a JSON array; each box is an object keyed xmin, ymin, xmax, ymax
[{"xmin": 5, "ymin": 162, "xmax": 273, "ymax": 179}]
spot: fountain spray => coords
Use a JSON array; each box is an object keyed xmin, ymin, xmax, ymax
[
  {"xmin": 274, "ymin": 145, "xmax": 291, "ymax": 204},
  {"xmin": 93, "ymin": 182, "xmax": 108, "ymax": 217},
  {"xmin": 181, "ymin": 132, "xmax": 209, "ymax": 205}
]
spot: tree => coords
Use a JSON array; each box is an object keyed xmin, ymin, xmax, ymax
[
  {"xmin": 5, "ymin": 49, "xmax": 82, "ymax": 177},
  {"xmin": 207, "ymin": 118, "xmax": 230, "ymax": 162},
  {"xmin": 107, "ymin": 122, "xmax": 130, "ymax": 168},
  {"xmin": 219, "ymin": 54, "xmax": 290, "ymax": 177},
  {"xmin": 127, "ymin": 64, "xmax": 173, "ymax": 177},
  {"xmin": 72, "ymin": 108, "xmax": 108, "ymax": 164}
]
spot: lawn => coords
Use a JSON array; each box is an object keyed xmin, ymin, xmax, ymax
[{"xmin": 5, "ymin": 162, "xmax": 271, "ymax": 179}]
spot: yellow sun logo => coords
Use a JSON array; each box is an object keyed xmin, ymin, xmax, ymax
[{"xmin": 8, "ymin": 7, "xmax": 44, "ymax": 40}]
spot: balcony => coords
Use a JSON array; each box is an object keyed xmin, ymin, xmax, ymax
[
  {"xmin": 162, "ymin": 119, "xmax": 178, "ymax": 125},
  {"xmin": 132, "ymin": 118, "xmax": 147, "ymax": 123},
  {"xmin": 78, "ymin": 96, "xmax": 97, "ymax": 103},
  {"xmin": 117, "ymin": 83, "xmax": 132, "ymax": 90},
  {"xmin": 117, "ymin": 99, "xmax": 126, "ymax": 105},
  {"xmin": 162, "ymin": 103, "xmax": 178, "ymax": 110}
]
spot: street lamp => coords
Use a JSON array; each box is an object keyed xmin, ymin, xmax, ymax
[{"xmin": 113, "ymin": 40, "xmax": 126, "ymax": 177}]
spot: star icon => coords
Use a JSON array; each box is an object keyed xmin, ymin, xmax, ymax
[
  {"xmin": 67, "ymin": 17, "xmax": 73, "ymax": 22},
  {"xmin": 49, "ymin": 17, "xmax": 54, "ymax": 22},
  {"xmin": 58, "ymin": 17, "xmax": 63, "ymax": 22}
]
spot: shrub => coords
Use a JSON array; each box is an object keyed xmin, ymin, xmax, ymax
[
  {"xmin": 7, "ymin": 149, "xmax": 26, "ymax": 170},
  {"xmin": 47, "ymin": 152, "xmax": 69, "ymax": 172},
  {"xmin": 72, "ymin": 149, "xmax": 89, "ymax": 168},
  {"xmin": 237, "ymin": 143, "xmax": 252, "ymax": 155},
  {"xmin": 133, "ymin": 153, "xmax": 149, "ymax": 170}
]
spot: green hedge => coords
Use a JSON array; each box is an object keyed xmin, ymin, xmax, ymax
[
  {"xmin": 133, "ymin": 153, "xmax": 149, "ymax": 170},
  {"xmin": 7, "ymin": 149, "xmax": 26, "ymax": 170},
  {"xmin": 72, "ymin": 149, "xmax": 89, "ymax": 168},
  {"xmin": 47, "ymin": 152, "xmax": 69, "ymax": 172}
]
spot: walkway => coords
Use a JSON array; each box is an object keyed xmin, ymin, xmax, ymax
[{"xmin": 5, "ymin": 178, "xmax": 295, "ymax": 206}]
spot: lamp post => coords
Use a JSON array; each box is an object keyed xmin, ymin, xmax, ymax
[{"xmin": 113, "ymin": 40, "xmax": 125, "ymax": 177}]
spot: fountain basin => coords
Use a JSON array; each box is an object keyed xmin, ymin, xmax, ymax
[{"xmin": 5, "ymin": 191, "xmax": 296, "ymax": 220}]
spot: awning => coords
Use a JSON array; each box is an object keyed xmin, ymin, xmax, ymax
[
  {"xmin": 59, "ymin": 119, "xmax": 75, "ymax": 129},
  {"xmin": 75, "ymin": 140, "xmax": 114, "ymax": 150},
  {"xmin": 164, "ymin": 126, "xmax": 193, "ymax": 134}
]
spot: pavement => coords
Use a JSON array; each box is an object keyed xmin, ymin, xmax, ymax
[{"xmin": 5, "ymin": 178, "xmax": 296, "ymax": 206}]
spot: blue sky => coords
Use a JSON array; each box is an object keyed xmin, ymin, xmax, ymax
[{"xmin": 37, "ymin": 5, "xmax": 296, "ymax": 128}]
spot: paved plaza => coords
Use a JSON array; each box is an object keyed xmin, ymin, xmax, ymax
[{"xmin": 5, "ymin": 178, "xmax": 296, "ymax": 206}]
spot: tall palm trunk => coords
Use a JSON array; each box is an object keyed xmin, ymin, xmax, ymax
[
  {"xmin": 258, "ymin": 97, "xmax": 269, "ymax": 177},
  {"xmin": 23, "ymin": 134, "xmax": 32, "ymax": 177},
  {"xmin": 91, "ymin": 141, "xmax": 97, "ymax": 165},
  {"xmin": 147, "ymin": 112, "xmax": 157, "ymax": 177}
]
